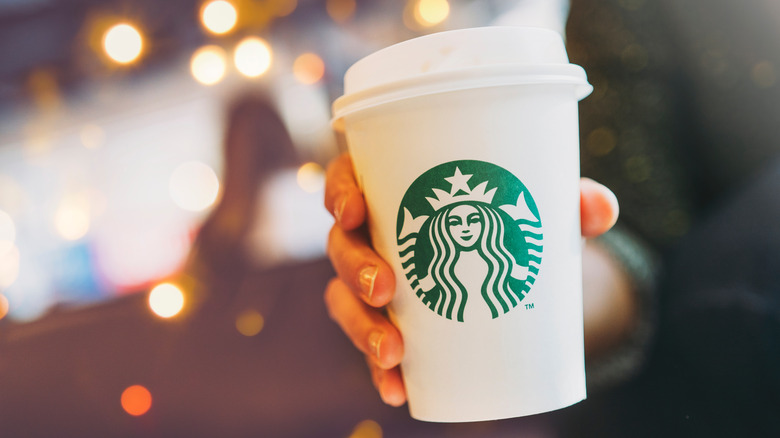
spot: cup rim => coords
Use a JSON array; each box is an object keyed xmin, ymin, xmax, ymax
[{"xmin": 332, "ymin": 63, "xmax": 592, "ymax": 131}]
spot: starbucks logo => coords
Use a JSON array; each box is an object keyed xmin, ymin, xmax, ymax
[{"xmin": 396, "ymin": 160, "xmax": 543, "ymax": 322}]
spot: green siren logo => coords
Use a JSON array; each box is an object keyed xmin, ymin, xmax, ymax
[{"xmin": 396, "ymin": 160, "xmax": 543, "ymax": 322}]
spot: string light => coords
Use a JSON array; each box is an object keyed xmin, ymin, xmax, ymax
[
  {"xmin": 190, "ymin": 45, "xmax": 227, "ymax": 85},
  {"xmin": 148, "ymin": 283, "xmax": 185, "ymax": 318},
  {"xmin": 327, "ymin": 0, "xmax": 356, "ymax": 23},
  {"xmin": 103, "ymin": 23, "xmax": 144, "ymax": 64},
  {"xmin": 235, "ymin": 309, "xmax": 265, "ymax": 336},
  {"xmin": 201, "ymin": 0, "xmax": 238, "ymax": 35},
  {"xmin": 293, "ymin": 53, "xmax": 325, "ymax": 85},
  {"xmin": 274, "ymin": 0, "xmax": 298, "ymax": 17},
  {"xmin": 53, "ymin": 198, "xmax": 90, "ymax": 241},
  {"xmin": 234, "ymin": 36, "xmax": 273, "ymax": 78},
  {"xmin": 349, "ymin": 420, "xmax": 383, "ymax": 438},
  {"xmin": 169, "ymin": 161, "xmax": 220, "ymax": 212},
  {"xmin": 414, "ymin": 0, "xmax": 449, "ymax": 27},
  {"xmin": 121, "ymin": 385, "xmax": 153, "ymax": 416},
  {"xmin": 296, "ymin": 162, "xmax": 325, "ymax": 193}
]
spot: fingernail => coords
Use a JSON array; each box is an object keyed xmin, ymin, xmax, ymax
[
  {"xmin": 383, "ymin": 390, "xmax": 406, "ymax": 407},
  {"xmin": 334, "ymin": 195, "xmax": 347, "ymax": 224},
  {"xmin": 359, "ymin": 265, "xmax": 378, "ymax": 301},
  {"xmin": 368, "ymin": 330, "xmax": 384, "ymax": 361}
]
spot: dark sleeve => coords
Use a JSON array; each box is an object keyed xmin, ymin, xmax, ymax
[
  {"xmin": 565, "ymin": 0, "xmax": 694, "ymax": 389},
  {"xmin": 662, "ymin": 162, "xmax": 780, "ymax": 433}
]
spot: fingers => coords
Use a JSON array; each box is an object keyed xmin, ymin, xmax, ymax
[
  {"xmin": 367, "ymin": 360, "xmax": 407, "ymax": 407},
  {"xmin": 324, "ymin": 279, "xmax": 404, "ymax": 370},
  {"xmin": 580, "ymin": 178, "xmax": 619, "ymax": 238},
  {"xmin": 324, "ymin": 153, "xmax": 366, "ymax": 231},
  {"xmin": 327, "ymin": 225, "xmax": 396, "ymax": 307}
]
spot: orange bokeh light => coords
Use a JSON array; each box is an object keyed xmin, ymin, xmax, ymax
[
  {"xmin": 327, "ymin": 0, "xmax": 356, "ymax": 23},
  {"xmin": 121, "ymin": 385, "xmax": 152, "ymax": 416},
  {"xmin": 0, "ymin": 295, "xmax": 9, "ymax": 321},
  {"xmin": 293, "ymin": 52, "xmax": 325, "ymax": 85}
]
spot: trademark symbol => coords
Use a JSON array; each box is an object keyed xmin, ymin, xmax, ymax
[{"xmin": 525, "ymin": 303, "xmax": 534, "ymax": 310}]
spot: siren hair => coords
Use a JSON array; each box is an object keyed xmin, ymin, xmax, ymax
[{"xmin": 424, "ymin": 202, "xmax": 523, "ymax": 320}]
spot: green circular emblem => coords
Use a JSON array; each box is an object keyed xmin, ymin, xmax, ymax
[{"xmin": 396, "ymin": 160, "xmax": 543, "ymax": 322}]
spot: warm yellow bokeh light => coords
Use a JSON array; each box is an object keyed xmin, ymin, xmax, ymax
[
  {"xmin": 296, "ymin": 162, "xmax": 325, "ymax": 193},
  {"xmin": 0, "ymin": 209, "xmax": 15, "ymax": 256},
  {"xmin": 54, "ymin": 201, "xmax": 90, "ymax": 241},
  {"xmin": 169, "ymin": 161, "xmax": 220, "ymax": 212},
  {"xmin": 349, "ymin": 419, "xmax": 383, "ymax": 438},
  {"xmin": 235, "ymin": 309, "xmax": 265, "ymax": 337},
  {"xmin": 415, "ymin": 0, "xmax": 450, "ymax": 26},
  {"xmin": 0, "ymin": 245, "xmax": 19, "ymax": 290},
  {"xmin": 234, "ymin": 37, "xmax": 272, "ymax": 78},
  {"xmin": 103, "ymin": 23, "xmax": 143, "ymax": 64},
  {"xmin": 275, "ymin": 0, "xmax": 298, "ymax": 17},
  {"xmin": 190, "ymin": 45, "xmax": 227, "ymax": 85},
  {"xmin": 327, "ymin": 0, "xmax": 356, "ymax": 23},
  {"xmin": 201, "ymin": 0, "xmax": 238, "ymax": 35},
  {"xmin": 0, "ymin": 294, "xmax": 9, "ymax": 321},
  {"xmin": 293, "ymin": 52, "xmax": 325, "ymax": 85},
  {"xmin": 148, "ymin": 283, "xmax": 185, "ymax": 318}
]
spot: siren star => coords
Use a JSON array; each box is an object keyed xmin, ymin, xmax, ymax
[{"xmin": 445, "ymin": 167, "xmax": 473, "ymax": 195}]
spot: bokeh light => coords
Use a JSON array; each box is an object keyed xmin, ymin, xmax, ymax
[
  {"xmin": 349, "ymin": 419, "xmax": 383, "ymax": 438},
  {"xmin": 0, "ymin": 175, "xmax": 26, "ymax": 217},
  {"xmin": 169, "ymin": 161, "xmax": 220, "ymax": 212},
  {"xmin": 23, "ymin": 121, "xmax": 53, "ymax": 161},
  {"xmin": 103, "ymin": 23, "xmax": 144, "ymax": 64},
  {"xmin": 148, "ymin": 283, "xmax": 185, "ymax": 318},
  {"xmin": 296, "ymin": 162, "xmax": 325, "ymax": 193},
  {"xmin": 293, "ymin": 52, "xmax": 325, "ymax": 85},
  {"xmin": 234, "ymin": 37, "xmax": 272, "ymax": 78},
  {"xmin": 0, "ymin": 209, "xmax": 15, "ymax": 256},
  {"xmin": 201, "ymin": 0, "xmax": 238, "ymax": 35},
  {"xmin": 53, "ymin": 199, "xmax": 90, "ymax": 241},
  {"xmin": 414, "ymin": 0, "xmax": 449, "ymax": 26},
  {"xmin": 121, "ymin": 385, "xmax": 153, "ymax": 416},
  {"xmin": 27, "ymin": 69, "xmax": 60, "ymax": 111},
  {"xmin": 274, "ymin": 0, "xmax": 298, "ymax": 17},
  {"xmin": 80, "ymin": 124, "xmax": 105, "ymax": 149},
  {"xmin": 327, "ymin": 0, "xmax": 356, "ymax": 23},
  {"xmin": 0, "ymin": 294, "xmax": 9, "ymax": 321},
  {"xmin": 235, "ymin": 309, "xmax": 265, "ymax": 336},
  {"xmin": 190, "ymin": 45, "xmax": 227, "ymax": 85},
  {"xmin": 0, "ymin": 244, "xmax": 20, "ymax": 289}
]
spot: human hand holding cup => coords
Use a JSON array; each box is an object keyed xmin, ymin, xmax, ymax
[{"xmin": 326, "ymin": 27, "xmax": 618, "ymax": 422}]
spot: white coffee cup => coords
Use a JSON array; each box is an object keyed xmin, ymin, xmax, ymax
[{"xmin": 332, "ymin": 26, "xmax": 592, "ymax": 422}]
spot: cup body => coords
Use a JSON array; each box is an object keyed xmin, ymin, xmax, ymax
[{"xmin": 334, "ymin": 27, "xmax": 591, "ymax": 422}]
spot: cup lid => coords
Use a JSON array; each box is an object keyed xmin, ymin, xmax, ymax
[{"xmin": 333, "ymin": 27, "xmax": 592, "ymax": 129}]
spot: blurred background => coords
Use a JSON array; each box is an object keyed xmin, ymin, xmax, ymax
[
  {"xmin": 2, "ymin": 0, "xmax": 780, "ymax": 437},
  {"xmin": 0, "ymin": 1, "xmax": 555, "ymax": 436},
  {"xmin": 0, "ymin": 0, "xmax": 499, "ymax": 322}
]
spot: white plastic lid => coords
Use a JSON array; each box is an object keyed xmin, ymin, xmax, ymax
[{"xmin": 333, "ymin": 27, "xmax": 592, "ymax": 128}]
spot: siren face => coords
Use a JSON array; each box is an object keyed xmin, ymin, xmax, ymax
[{"xmin": 447, "ymin": 204, "xmax": 483, "ymax": 249}]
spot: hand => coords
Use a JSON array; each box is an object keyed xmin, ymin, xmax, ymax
[{"xmin": 324, "ymin": 153, "xmax": 620, "ymax": 407}]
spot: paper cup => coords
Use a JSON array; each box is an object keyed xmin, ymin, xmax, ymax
[{"xmin": 333, "ymin": 27, "xmax": 592, "ymax": 422}]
